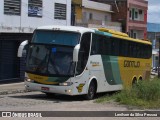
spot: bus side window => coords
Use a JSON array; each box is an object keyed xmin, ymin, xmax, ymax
[
  {"xmin": 91, "ymin": 34, "xmax": 100, "ymax": 55},
  {"xmin": 136, "ymin": 44, "xmax": 140, "ymax": 58},
  {"xmin": 133, "ymin": 42, "xmax": 137, "ymax": 58},
  {"xmin": 128, "ymin": 42, "xmax": 134, "ymax": 57},
  {"xmin": 76, "ymin": 33, "xmax": 91, "ymax": 75},
  {"xmin": 144, "ymin": 45, "xmax": 151, "ymax": 59},
  {"xmin": 110, "ymin": 38, "xmax": 119, "ymax": 56},
  {"xmin": 103, "ymin": 37, "xmax": 111, "ymax": 55},
  {"xmin": 147, "ymin": 45, "xmax": 152, "ymax": 58},
  {"xmin": 141, "ymin": 44, "xmax": 145, "ymax": 58},
  {"xmin": 91, "ymin": 33, "xmax": 109, "ymax": 55}
]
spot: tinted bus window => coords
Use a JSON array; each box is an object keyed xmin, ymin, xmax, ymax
[{"xmin": 91, "ymin": 33, "xmax": 151, "ymax": 59}]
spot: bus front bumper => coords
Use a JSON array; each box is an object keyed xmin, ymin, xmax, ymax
[{"xmin": 25, "ymin": 81, "xmax": 74, "ymax": 95}]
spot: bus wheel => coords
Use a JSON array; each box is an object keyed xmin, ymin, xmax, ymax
[
  {"xmin": 85, "ymin": 81, "xmax": 96, "ymax": 100},
  {"xmin": 132, "ymin": 78, "xmax": 137, "ymax": 87},
  {"xmin": 45, "ymin": 92, "xmax": 55, "ymax": 98},
  {"xmin": 139, "ymin": 77, "xmax": 143, "ymax": 82}
]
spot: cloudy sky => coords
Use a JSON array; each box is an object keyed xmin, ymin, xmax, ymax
[{"xmin": 148, "ymin": 0, "xmax": 160, "ymax": 23}]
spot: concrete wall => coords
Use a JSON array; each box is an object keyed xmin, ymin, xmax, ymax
[
  {"xmin": 82, "ymin": 0, "xmax": 112, "ymax": 12},
  {"xmin": 0, "ymin": 0, "xmax": 71, "ymax": 33},
  {"xmin": 82, "ymin": 8, "xmax": 111, "ymax": 22}
]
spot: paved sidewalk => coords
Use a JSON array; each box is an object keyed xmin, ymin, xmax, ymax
[{"xmin": 0, "ymin": 82, "xmax": 30, "ymax": 95}]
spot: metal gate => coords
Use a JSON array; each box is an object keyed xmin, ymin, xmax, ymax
[
  {"xmin": 0, "ymin": 33, "xmax": 32, "ymax": 83},
  {"xmin": 0, "ymin": 40, "xmax": 19, "ymax": 81}
]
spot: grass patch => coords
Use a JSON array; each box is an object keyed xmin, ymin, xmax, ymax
[{"xmin": 95, "ymin": 78, "xmax": 160, "ymax": 109}]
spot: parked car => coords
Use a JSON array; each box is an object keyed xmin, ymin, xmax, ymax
[{"xmin": 151, "ymin": 67, "xmax": 160, "ymax": 73}]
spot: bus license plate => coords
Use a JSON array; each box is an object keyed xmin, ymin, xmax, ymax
[{"xmin": 41, "ymin": 87, "xmax": 50, "ymax": 91}]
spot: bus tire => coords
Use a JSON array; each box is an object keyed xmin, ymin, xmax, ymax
[
  {"xmin": 132, "ymin": 78, "xmax": 137, "ymax": 87},
  {"xmin": 139, "ymin": 77, "xmax": 143, "ymax": 81},
  {"xmin": 85, "ymin": 81, "xmax": 96, "ymax": 100}
]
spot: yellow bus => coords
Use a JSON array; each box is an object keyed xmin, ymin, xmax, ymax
[{"xmin": 18, "ymin": 26, "xmax": 152, "ymax": 99}]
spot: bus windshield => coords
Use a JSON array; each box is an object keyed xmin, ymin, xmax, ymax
[
  {"xmin": 31, "ymin": 30, "xmax": 80, "ymax": 46},
  {"xmin": 26, "ymin": 31, "xmax": 80, "ymax": 76}
]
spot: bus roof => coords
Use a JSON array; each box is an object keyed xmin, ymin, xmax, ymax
[
  {"xmin": 36, "ymin": 25, "xmax": 151, "ymax": 45},
  {"xmin": 36, "ymin": 25, "xmax": 94, "ymax": 34},
  {"xmin": 97, "ymin": 28, "xmax": 152, "ymax": 45}
]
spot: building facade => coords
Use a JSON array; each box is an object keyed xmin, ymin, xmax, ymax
[
  {"xmin": 147, "ymin": 23, "xmax": 160, "ymax": 68},
  {"xmin": 0, "ymin": 0, "xmax": 71, "ymax": 82},
  {"xmin": 72, "ymin": 0, "xmax": 122, "ymax": 31},
  {"xmin": 91, "ymin": 0, "xmax": 148, "ymax": 39}
]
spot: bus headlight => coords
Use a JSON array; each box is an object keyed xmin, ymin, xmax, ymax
[
  {"xmin": 65, "ymin": 89, "xmax": 72, "ymax": 93},
  {"xmin": 59, "ymin": 82, "xmax": 73, "ymax": 86},
  {"xmin": 25, "ymin": 77, "xmax": 34, "ymax": 83}
]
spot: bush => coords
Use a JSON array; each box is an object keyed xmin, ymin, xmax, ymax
[
  {"xmin": 132, "ymin": 79, "xmax": 160, "ymax": 101},
  {"xmin": 96, "ymin": 78, "xmax": 160, "ymax": 109}
]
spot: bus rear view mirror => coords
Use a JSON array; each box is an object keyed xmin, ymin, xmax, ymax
[
  {"xmin": 17, "ymin": 40, "xmax": 28, "ymax": 57},
  {"xmin": 73, "ymin": 44, "xmax": 80, "ymax": 62}
]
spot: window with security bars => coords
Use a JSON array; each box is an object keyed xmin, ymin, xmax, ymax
[
  {"xmin": 4, "ymin": 0, "xmax": 21, "ymax": 15},
  {"xmin": 28, "ymin": 0, "xmax": 42, "ymax": 17},
  {"xmin": 54, "ymin": 3, "xmax": 66, "ymax": 20}
]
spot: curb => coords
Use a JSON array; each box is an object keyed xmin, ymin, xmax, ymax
[
  {"xmin": 0, "ymin": 89, "xmax": 32, "ymax": 95},
  {"xmin": 0, "ymin": 82, "xmax": 32, "ymax": 95}
]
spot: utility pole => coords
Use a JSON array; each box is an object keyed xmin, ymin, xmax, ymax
[
  {"xmin": 115, "ymin": 0, "xmax": 119, "ymax": 13},
  {"xmin": 158, "ymin": 37, "xmax": 160, "ymax": 78}
]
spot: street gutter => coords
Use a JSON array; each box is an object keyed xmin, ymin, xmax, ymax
[{"xmin": 0, "ymin": 82, "xmax": 31, "ymax": 95}]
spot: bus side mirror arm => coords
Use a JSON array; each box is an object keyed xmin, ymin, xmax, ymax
[
  {"xmin": 17, "ymin": 40, "xmax": 28, "ymax": 57},
  {"xmin": 73, "ymin": 44, "xmax": 80, "ymax": 62}
]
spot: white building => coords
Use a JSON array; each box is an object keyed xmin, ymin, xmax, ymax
[
  {"xmin": 0, "ymin": 0, "xmax": 71, "ymax": 33},
  {"xmin": 0, "ymin": 0, "xmax": 71, "ymax": 82}
]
